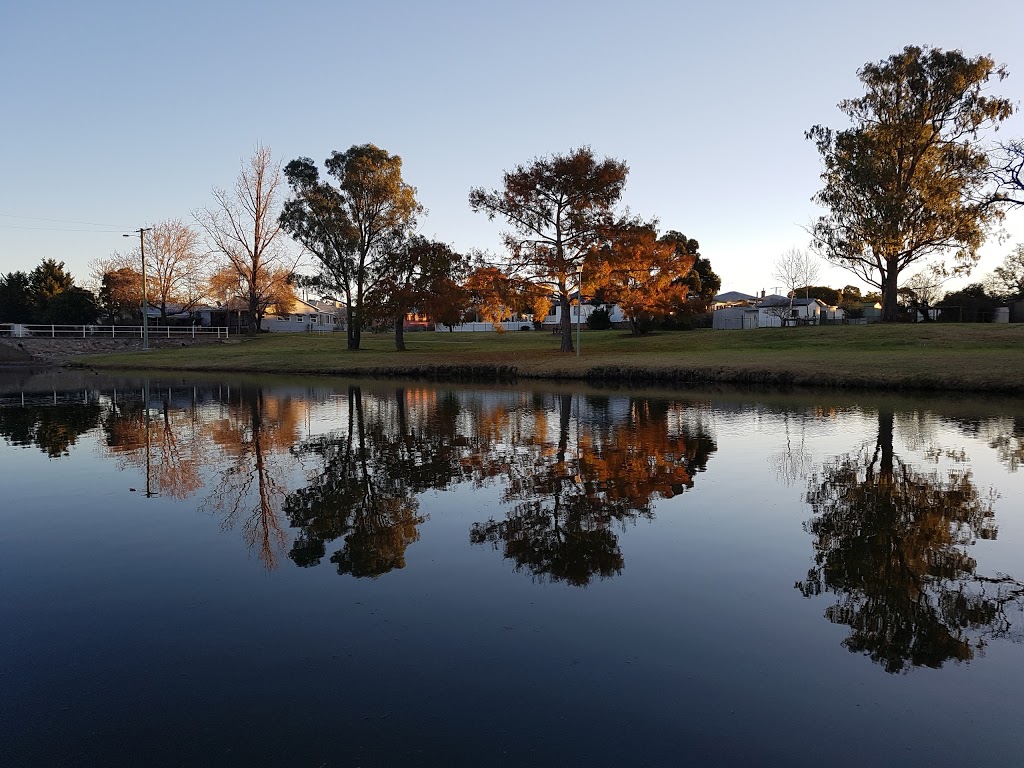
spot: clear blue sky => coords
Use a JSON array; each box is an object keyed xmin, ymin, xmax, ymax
[{"xmin": 2, "ymin": 0, "xmax": 1023, "ymax": 296}]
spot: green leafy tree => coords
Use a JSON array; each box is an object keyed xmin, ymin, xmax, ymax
[
  {"xmin": 939, "ymin": 283, "xmax": 999, "ymax": 322},
  {"xmin": 801, "ymin": 286, "xmax": 843, "ymax": 306},
  {"xmin": 36, "ymin": 287, "xmax": 99, "ymax": 324},
  {"xmin": 808, "ymin": 45, "xmax": 1013, "ymax": 321},
  {"xmin": 281, "ymin": 145, "xmax": 421, "ymax": 350},
  {"xmin": 0, "ymin": 271, "xmax": 33, "ymax": 323},
  {"xmin": 28, "ymin": 259, "xmax": 76, "ymax": 320},
  {"xmin": 986, "ymin": 244, "xmax": 1024, "ymax": 301},
  {"xmin": 469, "ymin": 146, "xmax": 628, "ymax": 352},
  {"xmin": 666, "ymin": 232, "xmax": 719, "ymax": 313}
]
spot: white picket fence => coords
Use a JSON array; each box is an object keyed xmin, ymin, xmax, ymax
[{"xmin": 1, "ymin": 324, "xmax": 230, "ymax": 339}]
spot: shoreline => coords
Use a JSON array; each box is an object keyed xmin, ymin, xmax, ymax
[{"xmin": 8, "ymin": 324, "xmax": 1023, "ymax": 396}]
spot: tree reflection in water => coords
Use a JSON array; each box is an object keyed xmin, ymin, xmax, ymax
[
  {"xmin": 201, "ymin": 386, "xmax": 302, "ymax": 570},
  {"xmin": 103, "ymin": 384, "xmax": 303, "ymax": 569},
  {"xmin": 284, "ymin": 386, "xmax": 434, "ymax": 578},
  {"xmin": 0, "ymin": 402, "xmax": 101, "ymax": 457},
  {"xmin": 470, "ymin": 393, "xmax": 717, "ymax": 586},
  {"xmin": 798, "ymin": 410, "xmax": 1024, "ymax": 673}
]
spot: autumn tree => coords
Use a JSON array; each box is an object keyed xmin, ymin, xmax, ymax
[
  {"xmin": 196, "ymin": 144, "xmax": 290, "ymax": 333},
  {"xmin": 96, "ymin": 267, "xmax": 141, "ymax": 323},
  {"xmin": 281, "ymin": 144, "xmax": 421, "ymax": 350},
  {"xmin": 591, "ymin": 224, "xmax": 699, "ymax": 335},
  {"xmin": 463, "ymin": 265, "xmax": 517, "ymax": 331},
  {"xmin": 808, "ymin": 45, "xmax": 1013, "ymax": 322},
  {"xmin": 369, "ymin": 236, "xmax": 467, "ymax": 350},
  {"xmin": 469, "ymin": 146, "xmax": 628, "ymax": 352},
  {"xmin": 207, "ymin": 264, "xmax": 296, "ymax": 322}
]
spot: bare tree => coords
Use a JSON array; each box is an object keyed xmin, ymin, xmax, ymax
[
  {"xmin": 899, "ymin": 271, "xmax": 943, "ymax": 321},
  {"xmin": 772, "ymin": 248, "xmax": 820, "ymax": 312},
  {"xmin": 94, "ymin": 219, "xmax": 207, "ymax": 319},
  {"xmin": 196, "ymin": 145, "xmax": 289, "ymax": 333},
  {"xmin": 992, "ymin": 140, "xmax": 1024, "ymax": 207}
]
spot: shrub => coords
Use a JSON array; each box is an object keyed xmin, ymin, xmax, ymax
[{"xmin": 586, "ymin": 307, "xmax": 612, "ymax": 330}]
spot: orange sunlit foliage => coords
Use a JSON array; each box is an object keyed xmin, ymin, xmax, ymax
[{"xmin": 591, "ymin": 224, "xmax": 698, "ymax": 335}]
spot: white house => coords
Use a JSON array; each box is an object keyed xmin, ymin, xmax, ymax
[
  {"xmin": 713, "ymin": 294, "xmax": 844, "ymax": 329},
  {"xmin": 541, "ymin": 302, "xmax": 626, "ymax": 328},
  {"xmin": 757, "ymin": 296, "xmax": 844, "ymax": 327}
]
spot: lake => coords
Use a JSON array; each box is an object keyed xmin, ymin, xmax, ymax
[{"xmin": 1, "ymin": 370, "xmax": 1023, "ymax": 767}]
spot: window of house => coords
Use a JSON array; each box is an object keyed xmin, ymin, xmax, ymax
[{"xmin": 295, "ymin": 314, "xmax": 304, "ymax": 322}]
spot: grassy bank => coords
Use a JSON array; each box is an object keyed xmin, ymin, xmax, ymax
[{"xmin": 75, "ymin": 324, "xmax": 1024, "ymax": 393}]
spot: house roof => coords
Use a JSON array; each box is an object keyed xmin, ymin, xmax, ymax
[{"xmin": 714, "ymin": 291, "xmax": 757, "ymax": 303}]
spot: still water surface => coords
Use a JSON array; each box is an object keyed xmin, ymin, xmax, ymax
[{"xmin": 2, "ymin": 370, "xmax": 1023, "ymax": 767}]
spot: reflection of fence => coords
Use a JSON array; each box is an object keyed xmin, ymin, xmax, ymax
[{"xmin": 1, "ymin": 324, "xmax": 230, "ymax": 339}]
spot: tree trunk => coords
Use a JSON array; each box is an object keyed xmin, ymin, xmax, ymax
[
  {"xmin": 559, "ymin": 291, "xmax": 574, "ymax": 353},
  {"xmin": 877, "ymin": 410, "xmax": 894, "ymax": 482},
  {"xmin": 395, "ymin": 315, "xmax": 406, "ymax": 351},
  {"xmin": 881, "ymin": 261, "xmax": 900, "ymax": 322}
]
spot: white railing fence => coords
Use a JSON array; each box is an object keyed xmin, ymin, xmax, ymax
[{"xmin": 1, "ymin": 324, "xmax": 230, "ymax": 339}]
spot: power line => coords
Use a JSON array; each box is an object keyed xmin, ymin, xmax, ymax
[
  {"xmin": 0, "ymin": 224, "xmax": 126, "ymax": 233},
  {"xmin": 0, "ymin": 212, "xmax": 135, "ymax": 228}
]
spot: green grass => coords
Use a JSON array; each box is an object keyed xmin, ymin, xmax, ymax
[{"xmin": 76, "ymin": 324, "xmax": 1024, "ymax": 393}]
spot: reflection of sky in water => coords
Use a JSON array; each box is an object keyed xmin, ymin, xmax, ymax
[{"xmin": 1, "ymin": 372, "xmax": 1023, "ymax": 767}]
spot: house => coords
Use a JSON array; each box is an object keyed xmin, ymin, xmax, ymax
[
  {"xmin": 261, "ymin": 297, "xmax": 343, "ymax": 333},
  {"xmin": 713, "ymin": 294, "xmax": 845, "ymax": 329},
  {"xmin": 542, "ymin": 301, "xmax": 626, "ymax": 328},
  {"xmin": 757, "ymin": 296, "xmax": 833, "ymax": 328}
]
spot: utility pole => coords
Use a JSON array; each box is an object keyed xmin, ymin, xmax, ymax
[{"xmin": 125, "ymin": 228, "xmax": 153, "ymax": 349}]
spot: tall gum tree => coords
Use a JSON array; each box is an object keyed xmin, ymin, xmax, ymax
[
  {"xmin": 807, "ymin": 45, "xmax": 1013, "ymax": 321},
  {"xmin": 282, "ymin": 145, "xmax": 421, "ymax": 350},
  {"xmin": 469, "ymin": 146, "xmax": 628, "ymax": 353}
]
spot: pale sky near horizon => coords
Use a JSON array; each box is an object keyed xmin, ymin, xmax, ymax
[{"xmin": 2, "ymin": 0, "xmax": 1024, "ymax": 298}]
